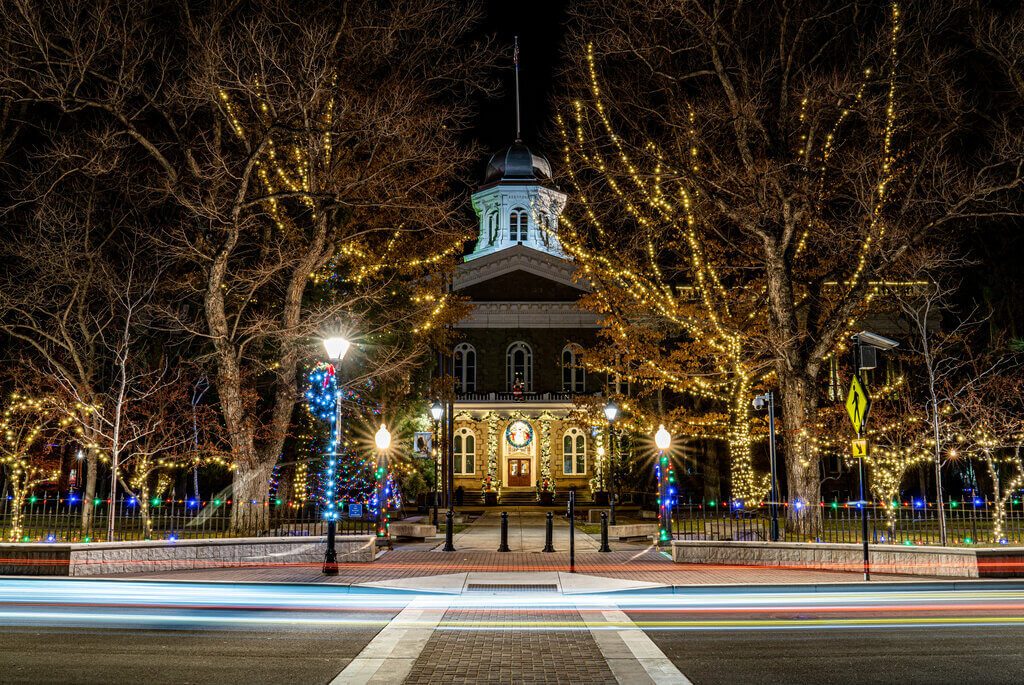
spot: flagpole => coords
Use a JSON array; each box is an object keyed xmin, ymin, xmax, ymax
[{"xmin": 514, "ymin": 36, "xmax": 521, "ymax": 141}]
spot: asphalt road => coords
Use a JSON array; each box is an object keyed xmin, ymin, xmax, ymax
[
  {"xmin": 0, "ymin": 623, "xmax": 386, "ymax": 684},
  {"xmin": 642, "ymin": 626, "xmax": 1024, "ymax": 685},
  {"xmin": 4, "ymin": 578, "xmax": 1024, "ymax": 684}
]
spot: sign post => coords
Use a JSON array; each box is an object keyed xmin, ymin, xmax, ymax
[{"xmin": 847, "ymin": 366, "xmax": 872, "ymax": 581}]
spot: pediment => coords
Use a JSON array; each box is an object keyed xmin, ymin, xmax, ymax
[{"xmin": 454, "ymin": 245, "xmax": 591, "ymax": 300}]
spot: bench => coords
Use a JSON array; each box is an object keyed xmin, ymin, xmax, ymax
[
  {"xmin": 609, "ymin": 523, "xmax": 658, "ymax": 541},
  {"xmin": 389, "ymin": 523, "xmax": 436, "ymax": 541}
]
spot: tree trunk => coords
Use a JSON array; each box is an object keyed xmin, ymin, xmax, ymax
[
  {"xmin": 702, "ymin": 441, "xmax": 722, "ymax": 504},
  {"xmin": 779, "ymin": 372, "xmax": 822, "ymax": 535},
  {"xmin": 231, "ymin": 460, "xmax": 275, "ymax": 533},
  {"xmin": 81, "ymin": 452, "xmax": 98, "ymax": 534},
  {"xmin": 7, "ymin": 479, "xmax": 27, "ymax": 542}
]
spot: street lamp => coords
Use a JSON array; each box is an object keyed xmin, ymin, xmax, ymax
[
  {"xmin": 752, "ymin": 392, "xmax": 780, "ymax": 542},
  {"xmin": 322, "ymin": 335, "xmax": 350, "ymax": 575},
  {"xmin": 654, "ymin": 425, "xmax": 673, "ymax": 545},
  {"xmin": 374, "ymin": 423, "xmax": 392, "ymax": 544},
  {"xmin": 603, "ymin": 400, "xmax": 619, "ymax": 525},
  {"xmin": 430, "ymin": 400, "xmax": 444, "ymax": 527}
]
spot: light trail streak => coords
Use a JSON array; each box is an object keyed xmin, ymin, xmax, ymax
[{"xmin": 1, "ymin": 579, "xmax": 1022, "ymax": 633}]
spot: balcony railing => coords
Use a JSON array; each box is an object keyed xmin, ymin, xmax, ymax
[{"xmin": 456, "ymin": 391, "xmax": 577, "ymax": 402}]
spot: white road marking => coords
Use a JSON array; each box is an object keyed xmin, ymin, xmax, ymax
[
  {"xmin": 331, "ymin": 597, "xmax": 445, "ymax": 684},
  {"xmin": 583, "ymin": 606, "xmax": 693, "ymax": 685}
]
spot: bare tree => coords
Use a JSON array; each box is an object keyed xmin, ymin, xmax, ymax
[
  {"xmin": 561, "ymin": 0, "xmax": 1024, "ymax": 531},
  {"xmin": 0, "ymin": 155, "xmax": 148, "ymax": 531},
  {"xmin": 955, "ymin": 370, "xmax": 1024, "ymax": 543},
  {"xmin": 1, "ymin": 1, "xmax": 493, "ymax": 530}
]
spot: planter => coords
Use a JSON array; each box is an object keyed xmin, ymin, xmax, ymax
[
  {"xmin": 538, "ymin": 491, "xmax": 554, "ymax": 506},
  {"xmin": 593, "ymin": 491, "xmax": 610, "ymax": 506},
  {"xmin": 484, "ymin": 491, "xmax": 499, "ymax": 506}
]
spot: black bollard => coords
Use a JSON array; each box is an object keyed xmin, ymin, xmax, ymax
[
  {"xmin": 498, "ymin": 511, "xmax": 510, "ymax": 552},
  {"xmin": 599, "ymin": 511, "xmax": 611, "ymax": 553},
  {"xmin": 543, "ymin": 511, "xmax": 555, "ymax": 552},
  {"xmin": 568, "ymin": 490, "xmax": 576, "ymax": 573},
  {"xmin": 443, "ymin": 509, "xmax": 455, "ymax": 552}
]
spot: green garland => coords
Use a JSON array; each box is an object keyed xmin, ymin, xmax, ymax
[
  {"xmin": 538, "ymin": 412, "xmax": 554, "ymax": 495},
  {"xmin": 484, "ymin": 411, "xmax": 500, "ymax": 494}
]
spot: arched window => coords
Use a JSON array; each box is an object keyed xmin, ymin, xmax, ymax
[
  {"xmin": 563, "ymin": 427, "xmax": 586, "ymax": 475},
  {"xmin": 562, "ymin": 344, "xmax": 585, "ymax": 393},
  {"xmin": 487, "ymin": 211, "xmax": 499, "ymax": 244},
  {"xmin": 509, "ymin": 208, "xmax": 528, "ymax": 242},
  {"xmin": 454, "ymin": 428, "xmax": 476, "ymax": 475},
  {"xmin": 454, "ymin": 343, "xmax": 476, "ymax": 393},
  {"xmin": 506, "ymin": 341, "xmax": 533, "ymax": 392}
]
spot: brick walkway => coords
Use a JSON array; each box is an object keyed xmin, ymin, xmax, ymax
[
  {"xmin": 113, "ymin": 545, "xmax": 923, "ymax": 586},
  {"xmin": 403, "ymin": 608, "xmax": 617, "ymax": 685}
]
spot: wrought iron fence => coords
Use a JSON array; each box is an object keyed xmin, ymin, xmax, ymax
[
  {"xmin": 0, "ymin": 493, "xmax": 376, "ymax": 543},
  {"xmin": 672, "ymin": 498, "xmax": 1024, "ymax": 546}
]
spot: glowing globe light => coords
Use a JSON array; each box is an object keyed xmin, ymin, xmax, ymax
[
  {"xmin": 654, "ymin": 424, "xmax": 671, "ymax": 451},
  {"xmin": 430, "ymin": 400, "xmax": 444, "ymax": 422},
  {"xmin": 604, "ymin": 400, "xmax": 619, "ymax": 423},
  {"xmin": 375, "ymin": 423, "xmax": 392, "ymax": 451},
  {"xmin": 323, "ymin": 336, "xmax": 351, "ymax": 361}
]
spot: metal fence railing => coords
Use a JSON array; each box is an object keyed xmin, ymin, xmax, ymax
[
  {"xmin": 0, "ymin": 493, "xmax": 376, "ymax": 543},
  {"xmin": 671, "ymin": 498, "xmax": 1024, "ymax": 546}
]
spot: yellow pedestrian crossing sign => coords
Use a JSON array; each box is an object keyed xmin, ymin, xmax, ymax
[
  {"xmin": 851, "ymin": 438, "xmax": 868, "ymax": 458},
  {"xmin": 846, "ymin": 375, "xmax": 871, "ymax": 434}
]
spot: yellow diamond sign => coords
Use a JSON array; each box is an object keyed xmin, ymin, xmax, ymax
[{"xmin": 845, "ymin": 375, "xmax": 871, "ymax": 434}]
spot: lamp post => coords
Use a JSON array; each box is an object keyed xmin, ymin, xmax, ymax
[
  {"xmin": 752, "ymin": 392, "xmax": 780, "ymax": 542},
  {"xmin": 322, "ymin": 335, "xmax": 350, "ymax": 575},
  {"xmin": 430, "ymin": 400, "xmax": 444, "ymax": 528},
  {"xmin": 604, "ymin": 400, "xmax": 619, "ymax": 525},
  {"xmin": 374, "ymin": 423, "xmax": 392, "ymax": 544},
  {"xmin": 654, "ymin": 424, "xmax": 673, "ymax": 545}
]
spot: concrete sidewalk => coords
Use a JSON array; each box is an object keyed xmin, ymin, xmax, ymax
[
  {"xmin": 447, "ymin": 508, "xmax": 601, "ymax": 552},
  {"xmin": 73, "ymin": 508, "xmax": 945, "ymax": 587},
  {"xmin": 100, "ymin": 547, "xmax": 932, "ymax": 587}
]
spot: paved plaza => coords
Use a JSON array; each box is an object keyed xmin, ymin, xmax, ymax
[{"xmin": 69, "ymin": 507, "xmax": 951, "ymax": 684}]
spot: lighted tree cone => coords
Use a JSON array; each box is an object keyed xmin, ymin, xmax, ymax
[{"xmin": 558, "ymin": 2, "xmax": 1024, "ymax": 535}]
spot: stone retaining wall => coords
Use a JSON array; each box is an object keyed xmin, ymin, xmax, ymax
[
  {"xmin": 0, "ymin": 535, "xmax": 375, "ymax": 577},
  {"xmin": 670, "ymin": 540, "xmax": 1024, "ymax": 578}
]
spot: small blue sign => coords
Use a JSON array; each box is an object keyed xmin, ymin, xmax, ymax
[{"xmin": 348, "ymin": 503, "xmax": 363, "ymax": 518}]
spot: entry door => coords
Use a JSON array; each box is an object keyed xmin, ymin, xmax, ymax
[{"xmin": 508, "ymin": 458, "xmax": 531, "ymax": 487}]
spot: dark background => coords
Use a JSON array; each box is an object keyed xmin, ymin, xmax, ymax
[{"xmin": 473, "ymin": 1, "xmax": 569, "ymax": 169}]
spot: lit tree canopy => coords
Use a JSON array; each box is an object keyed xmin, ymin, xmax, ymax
[{"xmin": 561, "ymin": 0, "xmax": 1024, "ymax": 530}]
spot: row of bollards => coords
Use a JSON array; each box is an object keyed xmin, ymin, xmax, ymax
[{"xmin": 492, "ymin": 507, "xmax": 612, "ymax": 555}]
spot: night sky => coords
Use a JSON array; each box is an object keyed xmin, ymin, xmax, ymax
[{"xmin": 474, "ymin": 1, "xmax": 569, "ymax": 162}]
